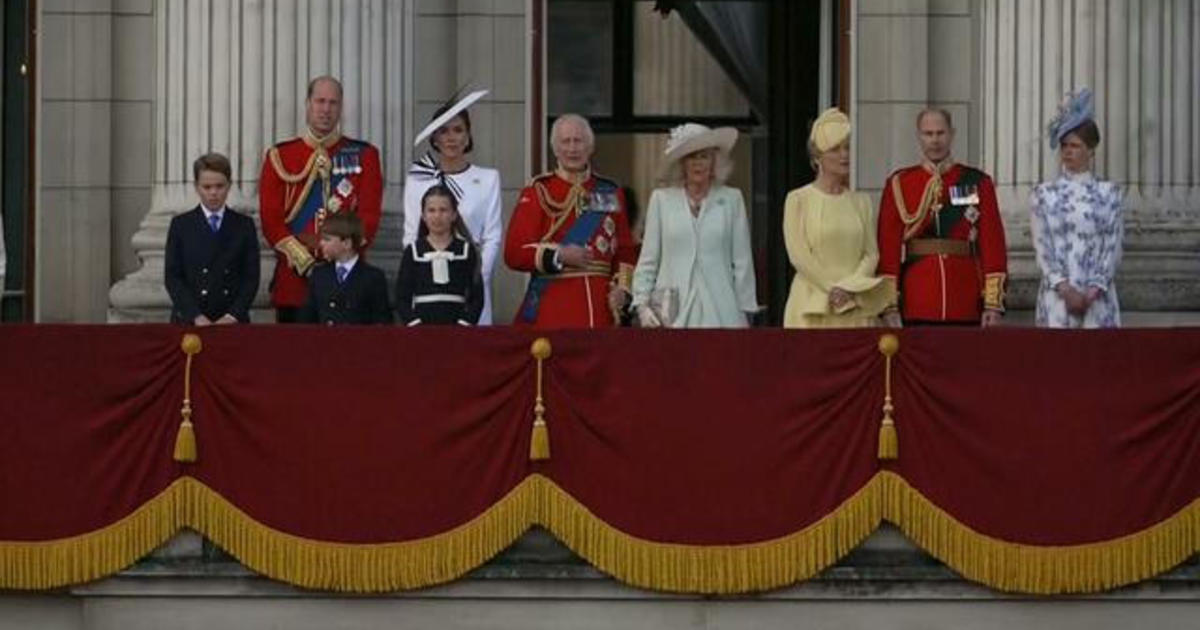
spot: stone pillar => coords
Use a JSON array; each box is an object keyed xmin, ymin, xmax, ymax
[
  {"xmin": 981, "ymin": 0, "xmax": 1200, "ymax": 313},
  {"xmin": 108, "ymin": 0, "xmax": 407, "ymax": 322},
  {"xmin": 37, "ymin": 5, "xmax": 116, "ymax": 322}
]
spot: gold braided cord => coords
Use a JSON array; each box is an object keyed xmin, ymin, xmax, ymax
[
  {"xmin": 892, "ymin": 173, "xmax": 945, "ymax": 241},
  {"xmin": 269, "ymin": 147, "xmax": 318, "ymax": 185},
  {"xmin": 534, "ymin": 180, "xmax": 585, "ymax": 218}
]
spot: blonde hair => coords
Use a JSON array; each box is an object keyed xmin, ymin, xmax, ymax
[
  {"xmin": 662, "ymin": 148, "xmax": 733, "ymax": 187},
  {"xmin": 808, "ymin": 137, "xmax": 851, "ymax": 173}
]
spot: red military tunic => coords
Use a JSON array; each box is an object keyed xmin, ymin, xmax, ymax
[
  {"xmin": 504, "ymin": 168, "xmax": 636, "ymax": 328},
  {"xmin": 259, "ymin": 131, "xmax": 383, "ymax": 308},
  {"xmin": 877, "ymin": 161, "xmax": 1007, "ymax": 323}
]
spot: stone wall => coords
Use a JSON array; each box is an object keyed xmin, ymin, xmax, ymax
[{"xmin": 39, "ymin": 0, "xmax": 155, "ymax": 322}]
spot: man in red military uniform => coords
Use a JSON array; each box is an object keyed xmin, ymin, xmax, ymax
[
  {"xmin": 505, "ymin": 114, "xmax": 636, "ymax": 328},
  {"xmin": 259, "ymin": 76, "xmax": 383, "ymax": 322},
  {"xmin": 877, "ymin": 108, "xmax": 1007, "ymax": 327}
]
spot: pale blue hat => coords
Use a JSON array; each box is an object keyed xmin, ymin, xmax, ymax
[{"xmin": 1047, "ymin": 88, "xmax": 1094, "ymax": 149}]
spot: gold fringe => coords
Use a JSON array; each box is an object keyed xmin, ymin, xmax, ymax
[
  {"xmin": 531, "ymin": 474, "xmax": 883, "ymax": 594},
  {"xmin": 879, "ymin": 471, "xmax": 1200, "ymax": 594},
  {"xmin": 0, "ymin": 480, "xmax": 187, "ymax": 590},
  {"xmin": 3, "ymin": 473, "xmax": 1197, "ymax": 594},
  {"xmin": 176, "ymin": 477, "xmax": 537, "ymax": 593},
  {"xmin": 0, "ymin": 477, "xmax": 539, "ymax": 592}
]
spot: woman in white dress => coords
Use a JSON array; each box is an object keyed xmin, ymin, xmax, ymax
[
  {"xmin": 404, "ymin": 90, "xmax": 503, "ymax": 324},
  {"xmin": 1031, "ymin": 89, "xmax": 1123, "ymax": 328},
  {"xmin": 631, "ymin": 123, "xmax": 758, "ymax": 328}
]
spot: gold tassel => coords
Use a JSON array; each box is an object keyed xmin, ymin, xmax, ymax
[
  {"xmin": 877, "ymin": 333, "xmax": 900, "ymax": 461},
  {"xmin": 175, "ymin": 333, "xmax": 203, "ymax": 463},
  {"xmin": 878, "ymin": 417, "xmax": 898, "ymax": 460},
  {"xmin": 174, "ymin": 418, "xmax": 197, "ymax": 463},
  {"xmin": 530, "ymin": 338, "xmax": 553, "ymax": 461},
  {"xmin": 530, "ymin": 419, "xmax": 550, "ymax": 461}
]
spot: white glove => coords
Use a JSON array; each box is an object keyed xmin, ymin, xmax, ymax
[{"xmin": 637, "ymin": 305, "xmax": 662, "ymax": 328}]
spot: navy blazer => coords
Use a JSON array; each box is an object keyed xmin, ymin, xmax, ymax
[
  {"xmin": 299, "ymin": 260, "xmax": 393, "ymax": 325},
  {"xmin": 164, "ymin": 206, "xmax": 261, "ymax": 323}
]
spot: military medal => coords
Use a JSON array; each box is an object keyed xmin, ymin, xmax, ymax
[
  {"xmin": 964, "ymin": 205, "xmax": 980, "ymax": 242},
  {"xmin": 950, "ymin": 185, "xmax": 980, "ymax": 206}
]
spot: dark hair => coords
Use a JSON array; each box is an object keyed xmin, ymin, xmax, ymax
[
  {"xmin": 193, "ymin": 153, "xmax": 232, "ymax": 182},
  {"xmin": 915, "ymin": 107, "xmax": 954, "ymax": 130},
  {"xmin": 430, "ymin": 110, "xmax": 474, "ymax": 154},
  {"xmin": 306, "ymin": 75, "xmax": 343, "ymax": 100},
  {"xmin": 418, "ymin": 185, "xmax": 475, "ymax": 244},
  {"xmin": 1063, "ymin": 119, "xmax": 1101, "ymax": 149},
  {"xmin": 320, "ymin": 213, "xmax": 364, "ymax": 251}
]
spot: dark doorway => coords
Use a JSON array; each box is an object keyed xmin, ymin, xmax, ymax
[{"xmin": 2, "ymin": 0, "xmax": 34, "ymax": 321}]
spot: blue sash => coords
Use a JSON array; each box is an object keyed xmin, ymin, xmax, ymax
[
  {"xmin": 286, "ymin": 142, "xmax": 364, "ymax": 234},
  {"xmin": 517, "ymin": 181, "xmax": 617, "ymax": 323}
]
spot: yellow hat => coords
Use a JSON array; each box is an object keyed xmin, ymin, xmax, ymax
[{"xmin": 810, "ymin": 108, "xmax": 851, "ymax": 153}]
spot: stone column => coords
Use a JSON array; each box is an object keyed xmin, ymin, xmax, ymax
[
  {"xmin": 981, "ymin": 0, "xmax": 1200, "ymax": 313},
  {"xmin": 108, "ymin": 0, "xmax": 407, "ymax": 322}
]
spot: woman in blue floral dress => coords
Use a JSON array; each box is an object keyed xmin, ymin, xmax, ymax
[{"xmin": 1031, "ymin": 89, "xmax": 1124, "ymax": 328}]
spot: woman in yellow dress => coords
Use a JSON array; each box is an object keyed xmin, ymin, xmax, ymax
[{"xmin": 783, "ymin": 108, "xmax": 894, "ymax": 328}]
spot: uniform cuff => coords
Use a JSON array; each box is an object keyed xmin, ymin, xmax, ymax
[
  {"xmin": 983, "ymin": 273, "xmax": 1007, "ymax": 312},
  {"xmin": 274, "ymin": 236, "xmax": 316, "ymax": 276}
]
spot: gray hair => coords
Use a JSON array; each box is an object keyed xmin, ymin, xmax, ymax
[
  {"xmin": 662, "ymin": 147, "xmax": 733, "ymax": 187},
  {"xmin": 551, "ymin": 113, "xmax": 595, "ymax": 148}
]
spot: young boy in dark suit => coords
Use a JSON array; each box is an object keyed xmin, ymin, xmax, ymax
[
  {"xmin": 165, "ymin": 153, "xmax": 261, "ymax": 325},
  {"xmin": 299, "ymin": 213, "xmax": 392, "ymax": 325}
]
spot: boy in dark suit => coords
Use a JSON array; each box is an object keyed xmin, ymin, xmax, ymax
[
  {"xmin": 165, "ymin": 153, "xmax": 261, "ymax": 325},
  {"xmin": 299, "ymin": 213, "xmax": 392, "ymax": 325}
]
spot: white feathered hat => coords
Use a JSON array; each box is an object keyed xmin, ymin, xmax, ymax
[{"xmin": 658, "ymin": 123, "xmax": 738, "ymax": 180}]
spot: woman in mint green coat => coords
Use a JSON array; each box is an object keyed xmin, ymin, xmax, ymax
[{"xmin": 631, "ymin": 124, "xmax": 758, "ymax": 328}]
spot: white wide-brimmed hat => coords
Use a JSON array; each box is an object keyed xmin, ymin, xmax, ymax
[
  {"xmin": 413, "ymin": 89, "xmax": 489, "ymax": 147},
  {"xmin": 658, "ymin": 123, "xmax": 738, "ymax": 180}
]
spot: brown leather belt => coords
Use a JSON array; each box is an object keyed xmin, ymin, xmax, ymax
[{"xmin": 906, "ymin": 238, "xmax": 971, "ymax": 261}]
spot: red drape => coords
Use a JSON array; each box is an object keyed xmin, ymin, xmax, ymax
[{"xmin": 1, "ymin": 325, "xmax": 1198, "ymax": 593}]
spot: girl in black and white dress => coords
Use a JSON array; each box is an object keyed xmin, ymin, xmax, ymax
[{"xmin": 396, "ymin": 185, "xmax": 484, "ymax": 326}]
